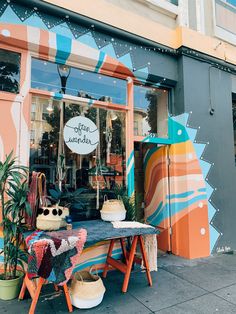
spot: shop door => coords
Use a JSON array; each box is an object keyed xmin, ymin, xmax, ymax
[{"xmin": 134, "ymin": 143, "xmax": 172, "ymax": 253}]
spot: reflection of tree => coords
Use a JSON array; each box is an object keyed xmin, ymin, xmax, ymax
[
  {"xmin": 0, "ymin": 51, "xmax": 20, "ymax": 93},
  {"xmin": 146, "ymin": 91, "xmax": 157, "ymax": 134}
]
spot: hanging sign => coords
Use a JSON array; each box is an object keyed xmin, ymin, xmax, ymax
[{"xmin": 63, "ymin": 116, "xmax": 99, "ymax": 155}]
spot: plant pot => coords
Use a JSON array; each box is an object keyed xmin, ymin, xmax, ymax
[{"xmin": 0, "ymin": 272, "xmax": 24, "ymax": 300}]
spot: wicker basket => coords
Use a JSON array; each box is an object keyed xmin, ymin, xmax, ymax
[
  {"xmin": 100, "ymin": 195, "xmax": 126, "ymax": 222},
  {"xmin": 36, "ymin": 205, "xmax": 69, "ymax": 231},
  {"xmin": 69, "ymin": 267, "xmax": 105, "ymax": 309},
  {"xmin": 101, "ymin": 195, "xmax": 126, "ymax": 212}
]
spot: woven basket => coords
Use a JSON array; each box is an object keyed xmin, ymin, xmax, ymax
[
  {"xmin": 36, "ymin": 218, "xmax": 62, "ymax": 231},
  {"xmin": 36, "ymin": 205, "xmax": 69, "ymax": 231},
  {"xmin": 101, "ymin": 195, "xmax": 126, "ymax": 213},
  {"xmin": 70, "ymin": 267, "xmax": 106, "ymax": 309},
  {"xmin": 100, "ymin": 195, "xmax": 126, "ymax": 221}
]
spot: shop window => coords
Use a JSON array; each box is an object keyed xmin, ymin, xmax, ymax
[
  {"xmin": 31, "ymin": 58, "xmax": 127, "ymax": 105},
  {"xmin": 0, "ymin": 48, "xmax": 20, "ymax": 93},
  {"xmin": 29, "ymin": 97, "xmax": 126, "ymax": 220},
  {"xmin": 134, "ymin": 85, "xmax": 169, "ymax": 138},
  {"xmin": 232, "ymin": 93, "xmax": 236, "ymax": 165}
]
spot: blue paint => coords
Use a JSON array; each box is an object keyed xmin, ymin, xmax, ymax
[
  {"xmin": 22, "ymin": 13, "xmax": 48, "ymax": 30},
  {"xmin": 168, "ymin": 117, "xmax": 189, "ymax": 143},
  {"xmin": 51, "ymin": 23, "xmax": 74, "ymax": 39},
  {"xmin": 95, "ymin": 51, "xmax": 106, "ymax": 73},
  {"xmin": 0, "ymin": 6, "xmax": 20, "ymax": 24},
  {"xmin": 55, "ymin": 34, "xmax": 72, "ymax": 64},
  {"xmin": 194, "ymin": 143, "xmax": 206, "ymax": 160},
  {"xmin": 143, "ymin": 146, "xmax": 160, "ymax": 170},
  {"xmin": 53, "ymin": 92, "xmax": 63, "ymax": 100},
  {"xmin": 47, "ymin": 269, "xmax": 56, "ymax": 282},
  {"xmin": 142, "ymin": 135, "xmax": 172, "ymax": 145},
  {"xmin": 205, "ymin": 182, "xmax": 214, "ymax": 199},
  {"xmin": 127, "ymin": 151, "xmax": 134, "ymax": 168},
  {"xmin": 146, "ymin": 202, "xmax": 163, "ymax": 223},
  {"xmin": 210, "ymin": 225, "xmax": 220, "ymax": 252},
  {"xmin": 88, "ymin": 99, "xmax": 93, "ymax": 106},
  {"xmin": 198, "ymin": 187, "xmax": 206, "ymax": 192},
  {"xmin": 79, "ymin": 32, "xmax": 98, "ymax": 49},
  {"xmin": 134, "ymin": 67, "xmax": 149, "ymax": 81},
  {"xmin": 148, "ymin": 194, "xmax": 208, "ymax": 226},
  {"xmin": 127, "ymin": 162, "xmax": 135, "ymax": 197},
  {"xmin": 73, "ymin": 249, "xmax": 122, "ymax": 272},
  {"xmin": 167, "ymin": 191, "xmax": 195, "ymax": 200},
  {"xmin": 101, "ymin": 44, "xmax": 117, "ymax": 59},
  {"xmin": 208, "ymin": 202, "xmax": 217, "ymax": 222},
  {"xmin": 187, "ymin": 127, "xmax": 197, "ymax": 143},
  {"xmin": 119, "ymin": 53, "xmax": 133, "ymax": 70}
]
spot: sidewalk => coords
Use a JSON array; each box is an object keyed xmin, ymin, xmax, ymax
[{"xmin": 1, "ymin": 253, "xmax": 236, "ymax": 313}]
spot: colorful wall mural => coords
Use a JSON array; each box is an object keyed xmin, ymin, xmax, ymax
[{"xmin": 0, "ymin": 0, "xmax": 225, "ymax": 263}]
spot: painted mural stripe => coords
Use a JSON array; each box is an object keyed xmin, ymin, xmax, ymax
[
  {"xmin": 127, "ymin": 150, "xmax": 134, "ymax": 168},
  {"xmin": 94, "ymin": 51, "xmax": 106, "ymax": 73},
  {"xmin": 55, "ymin": 34, "xmax": 72, "ymax": 64},
  {"xmin": 147, "ymin": 194, "xmax": 207, "ymax": 226},
  {"xmin": 167, "ymin": 191, "xmax": 195, "ymax": 200}
]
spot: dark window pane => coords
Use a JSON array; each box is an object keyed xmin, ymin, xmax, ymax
[
  {"xmin": 0, "ymin": 49, "xmax": 20, "ymax": 93},
  {"xmin": 31, "ymin": 58, "xmax": 127, "ymax": 105},
  {"xmin": 134, "ymin": 85, "xmax": 169, "ymax": 138}
]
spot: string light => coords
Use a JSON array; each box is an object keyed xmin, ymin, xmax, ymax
[{"xmin": 2, "ymin": 1, "xmax": 235, "ymax": 74}]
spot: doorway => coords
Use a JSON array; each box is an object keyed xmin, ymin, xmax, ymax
[{"xmin": 134, "ymin": 142, "xmax": 172, "ymax": 253}]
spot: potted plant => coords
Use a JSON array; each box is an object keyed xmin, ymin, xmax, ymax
[{"xmin": 0, "ymin": 151, "xmax": 31, "ymax": 300}]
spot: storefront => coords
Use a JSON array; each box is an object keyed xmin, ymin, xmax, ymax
[{"xmin": 1, "ymin": 1, "xmax": 236, "ymax": 264}]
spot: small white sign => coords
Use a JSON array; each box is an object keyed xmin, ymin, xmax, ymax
[{"xmin": 63, "ymin": 116, "xmax": 99, "ymax": 155}]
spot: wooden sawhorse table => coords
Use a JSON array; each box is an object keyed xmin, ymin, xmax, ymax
[
  {"xmin": 103, "ymin": 235, "xmax": 152, "ymax": 293},
  {"xmin": 18, "ymin": 273, "xmax": 72, "ymax": 314}
]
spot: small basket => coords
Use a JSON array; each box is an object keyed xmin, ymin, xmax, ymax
[
  {"xmin": 36, "ymin": 205, "xmax": 69, "ymax": 231},
  {"xmin": 36, "ymin": 218, "xmax": 62, "ymax": 231},
  {"xmin": 101, "ymin": 195, "xmax": 126, "ymax": 212},
  {"xmin": 69, "ymin": 266, "xmax": 106, "ymax": 309},
  {"xmin": 100, "ymin": 195, "xmax": 126, "ymax": 222}
]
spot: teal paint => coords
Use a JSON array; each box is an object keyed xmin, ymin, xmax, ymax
[
  {"xmin": 53, "ymin": 93, "xmax": 63, "ymax": 100},
  {"xmin": 55, "ymin": 34, "xmax": 72, "ymax": 64},
  {"xmin": 95, "ymin": 51, "xmax": 106, "ymax": 73}
]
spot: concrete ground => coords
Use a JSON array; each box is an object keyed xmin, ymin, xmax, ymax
[{"xmin": 1, "ymin": 253, "xmax": 236, "ymax": 313}]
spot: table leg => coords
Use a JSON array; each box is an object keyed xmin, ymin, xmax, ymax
[
  {"xmin": 29, "ymin": 277, "xmax": 45, "ymax": 314},
  {"xmin": 122, "ymin": 236, "xmax": 138, "ymax": 293},
  {"xmin": 120, "ymin": 238, "xmax": 128, "ymax": 264},
  {"xmin": 103, "ymin": 239, "xmax": 115, "ymax": 278},
  {"xmin": 138, "ymin": 235, "xmax": 152, "ymax": 287},
  {"xmin": 63, "ymin": 284, "xmax": 73, "ymax": 312},
  {"xmin": 18, "ymin": 276, "xmax": 27, "ymax": 300}
]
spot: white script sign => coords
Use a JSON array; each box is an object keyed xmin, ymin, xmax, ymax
[{"xmin": 63, "ymin": 116, "xmax": 99, "ymax": 155}]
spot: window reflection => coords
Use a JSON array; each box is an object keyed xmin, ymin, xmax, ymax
[
  {"xmin": 29, "ymin": 97, "xmax": 126, "ymax": 220},
  {"xmin": 0, "ymin": 49, "xmax": 20, "ymax": 93},
  {"xmin": 134, "ymin": 85, "xmax": 169, "ymax": 138},
  {"xmin": 31, "ymin": 58, "xmax": 127, "ymax": 105}
]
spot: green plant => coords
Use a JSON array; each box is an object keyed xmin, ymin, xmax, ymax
[
  {"xmin": 113, "ymin": 185, "xmax": 140, "ymax": 221},
  {"xmin": 0, "ymin": 151, "xmax": 31, "ymax": 280}
]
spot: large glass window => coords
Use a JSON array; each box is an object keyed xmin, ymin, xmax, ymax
[
  {"xmin": 134, "ymin": 85, "xmax": 169, "ymax": 138},
  {"xmin": 0, "ymin": 49, "xmax": 20, "ymax": 93},
  {"xmin": 31, "ymin": 58, "xmax": 127, "ymax": 105},
  {"xmin": 29, "ymin": 97, "xmax": 126, "ymax": 220}
]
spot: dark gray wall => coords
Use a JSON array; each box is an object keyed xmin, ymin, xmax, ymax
[{"xmin": 176, "ymin": 56, "xmax": 236, "ymax": 252}]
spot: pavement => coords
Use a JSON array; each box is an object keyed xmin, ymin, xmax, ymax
[{"xmin": 1, "ymin": 253, "xmax": 236, "ymax": 313}]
